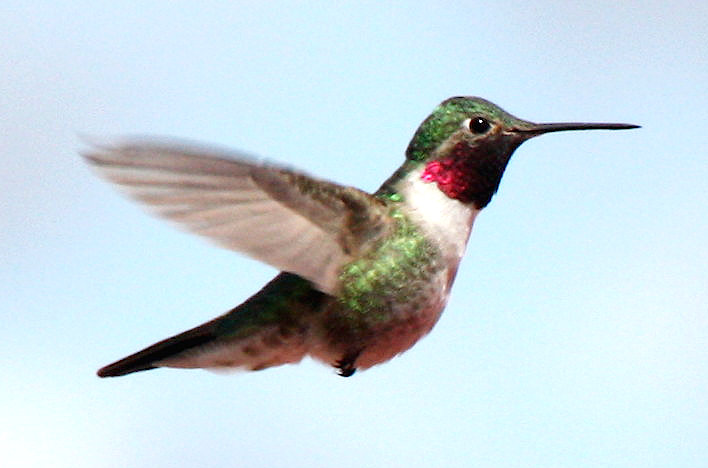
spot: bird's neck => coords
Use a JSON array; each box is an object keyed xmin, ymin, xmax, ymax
[
  {"xmin": 423, "ymin": 141, "xmax": 514, "ymax": 208},
  {"xmin": 377, "ymin": 162, "xmax": 480, "ymax": 265},
  {"xmin": 380, "ymin": 138, "xmax": 515, "ymax": 210}
]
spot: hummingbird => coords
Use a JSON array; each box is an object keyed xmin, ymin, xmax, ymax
[{"xmin": 85, "ymin": 96, "xmax": 638, "ymax": 378}]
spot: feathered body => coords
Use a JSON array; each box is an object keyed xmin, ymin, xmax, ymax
[{"xmin": 86, "ymin": 97, "xmax": 637, "ymax": 378}]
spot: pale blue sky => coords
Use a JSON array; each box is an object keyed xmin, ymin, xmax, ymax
[{"xmin": 1, "ymin": 2, "xmax": 706, "ymax": 468}]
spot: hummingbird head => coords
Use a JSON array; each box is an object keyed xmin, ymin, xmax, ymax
[{"xmin": 405, "ymin": 96, "xmax": 638, "ymax": 208}]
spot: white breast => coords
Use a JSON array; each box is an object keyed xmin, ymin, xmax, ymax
[{"xmin": 398, "ymin": 166, "xmax": 480, "ymax": 266}]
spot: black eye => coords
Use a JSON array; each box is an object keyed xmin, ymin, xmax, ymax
[{"xmin": 468, "ymin": 117, "xmax": 491, "ymax": 134}]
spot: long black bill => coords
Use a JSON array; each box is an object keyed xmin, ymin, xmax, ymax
[{"xmin": 516, "ymin": 121, "xmax": 640, "ymax": 136}]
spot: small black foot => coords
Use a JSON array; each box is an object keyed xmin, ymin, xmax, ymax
[{"xmin": 335, "ymin": 350, "xmax": 360, "ymax": 377}]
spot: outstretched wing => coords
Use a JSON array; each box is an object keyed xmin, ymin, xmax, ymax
[{"xmin": 83, "ymin": 139, "xmax": 392, "ymax": 293}]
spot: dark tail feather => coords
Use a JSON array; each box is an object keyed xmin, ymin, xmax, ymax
[
  {"xmin": 97, "ymin": 322, "xmax": 217, "ymax": 378},
  {"xmin": 97, "ymin": 273, "xmax": 324, "ymax": 378}
]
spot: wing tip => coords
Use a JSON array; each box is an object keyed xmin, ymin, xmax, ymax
[{"xmin": 78, "ymin": 135, "xmax": 135, "ymax": 169}]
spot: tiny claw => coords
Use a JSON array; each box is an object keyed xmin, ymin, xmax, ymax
[
  {"xmin": 335, "ymin": 350, "xmax": 360, "ymax": 377},
  {"xmin": 337, "ymin": 366, "xmax": 357, "ymax": 378}
]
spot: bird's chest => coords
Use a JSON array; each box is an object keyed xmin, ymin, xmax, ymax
[
  {"xmin": 323, "ymin": 193, "xmax": 477, "ymax": 366},
  {"xmin": 334, "ymin": 209, "xmax": 447, "ymax": 325},
  {"xmin": 398, "ymin": 170, "xmax": 480, "ymax": 269},
  {"xmin": 349, "ymin": 172, "xmax": 482, "ymax": 363}
]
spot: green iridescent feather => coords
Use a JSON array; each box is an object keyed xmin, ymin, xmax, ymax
[
  {"xmin": 337, "ymin": 209, "xmax": 441, "ymax": 325},
  {"xmin": 406, "ymin": 96, "xmax": 516, "ymax": 161}
]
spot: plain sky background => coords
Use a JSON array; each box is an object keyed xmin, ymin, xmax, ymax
[{"xmin": 2, "ymin": 2, "xmax": 706, "ymax": 468}]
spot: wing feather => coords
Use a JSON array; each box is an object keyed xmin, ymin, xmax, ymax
[{"xmin": 83, "ymin": 139, "xmax": 391, "ymax": 293}]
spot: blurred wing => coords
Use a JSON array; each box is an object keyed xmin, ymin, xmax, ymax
[{"xmin": 82, "ymin": 139, "xmax": 391, "ymax": 294}]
